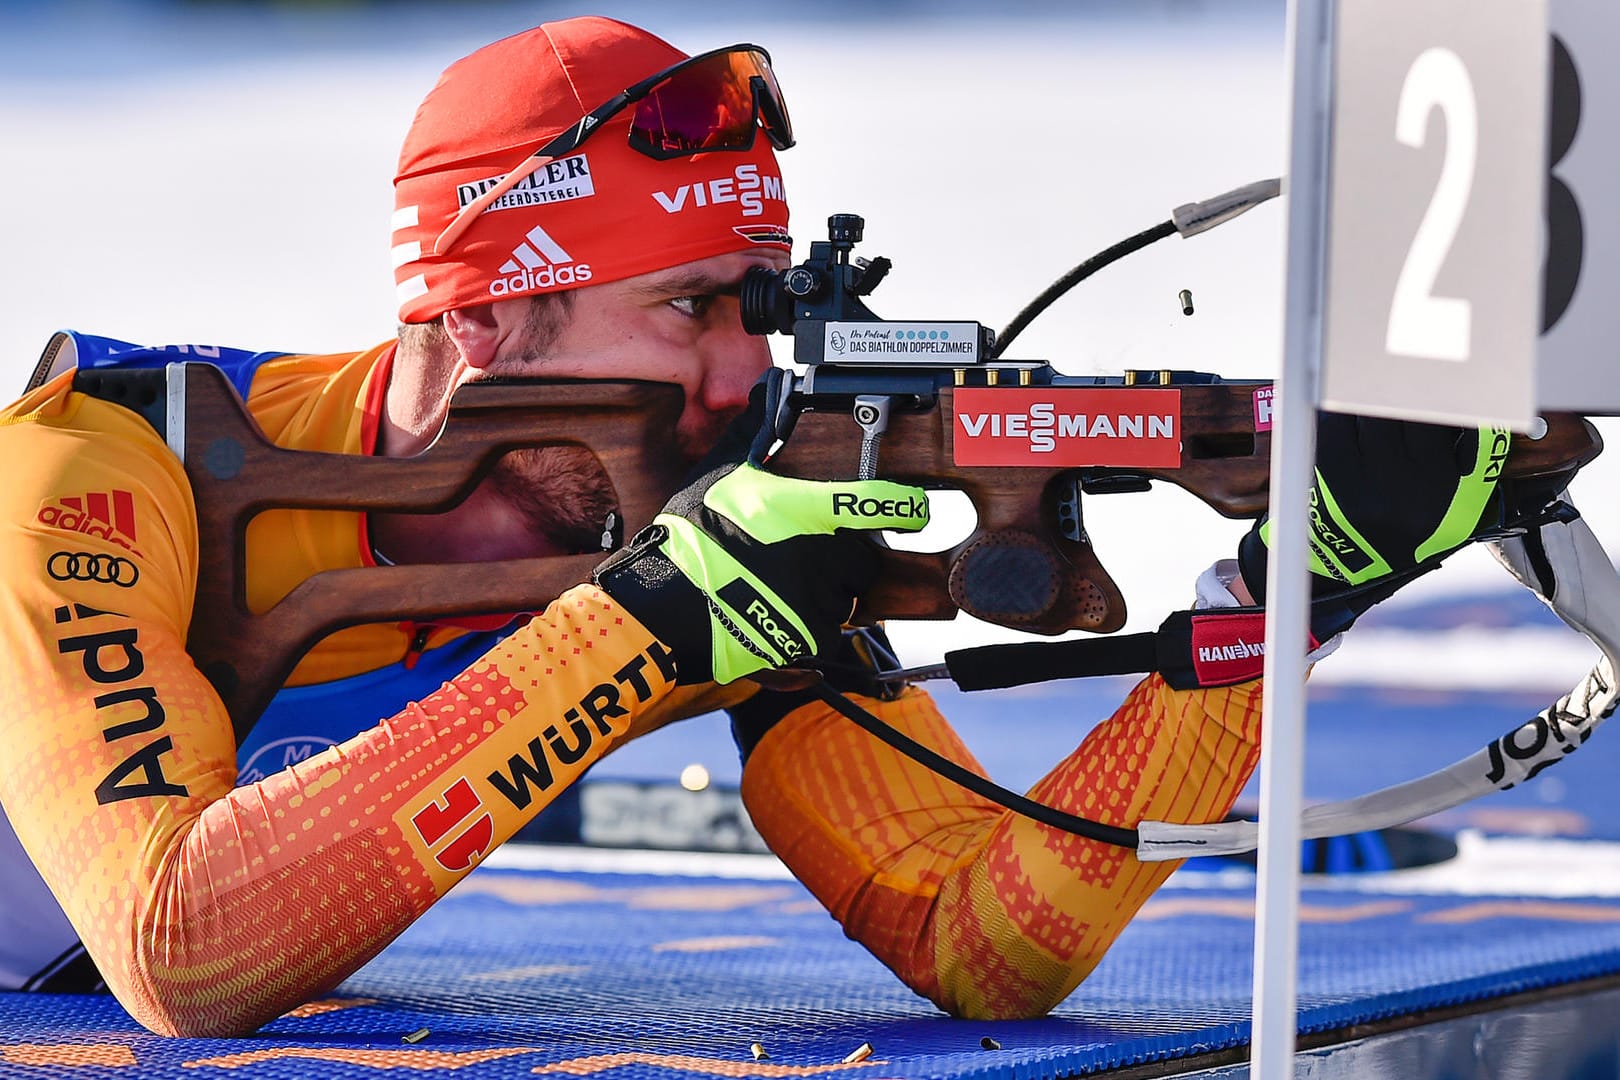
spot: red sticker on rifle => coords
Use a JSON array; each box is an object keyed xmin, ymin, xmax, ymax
[
  {"xmin": 950, "ymin": 388, "xmax": 1182, "ymax": 467},
  {"xmin": 1253, "ymin": 386, "xmax": 1274, "ymax": 432}
]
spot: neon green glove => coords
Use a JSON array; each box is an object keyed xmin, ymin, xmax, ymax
[
  {"xmin": 595, "ymin": 459, "xmax": 928, "ymax": 685},
  {"xmin": 1238, "ymin": 412, "xmax": 1509, "ymax": 628}
]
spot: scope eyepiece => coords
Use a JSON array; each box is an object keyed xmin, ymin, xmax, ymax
[{"xmin": 740, "ymin": 264, "xmax": 795, "ymax": 336}]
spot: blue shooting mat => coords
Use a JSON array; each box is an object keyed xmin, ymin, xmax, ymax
[
  {"xmin": 5, "ymin": 860, "xmax": 1620, "ymax": 1079},
  {"xmin": 7, "ymin": 590, "xmax": 1617, "ymax": 1078}
]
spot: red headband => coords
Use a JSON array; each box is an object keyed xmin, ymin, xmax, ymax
[{"xmin": 391, "ymin": 18, "xmax": 790, "ymax": 324}]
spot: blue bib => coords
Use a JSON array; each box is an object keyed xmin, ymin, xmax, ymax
[{"xmin": 53, "ymin": 330, "xmax": 286, "ymax": 401}]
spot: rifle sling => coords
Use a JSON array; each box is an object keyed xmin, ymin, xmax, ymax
[
  {"xmin": 943, "ymin": 608, "xmax": 1311, "ymax": 692},
  {"xmin": 941, "ymin": 556, "xmax": 1490, "ymax": 694},
  {"xmin": 945, "ymin": 632, "xmax": 1161, "ymax": 691}
]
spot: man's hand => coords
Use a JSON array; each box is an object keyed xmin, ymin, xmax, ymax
[
  {"xmin": 594, "ymin": 381, "xmax": 929, "ymax": 685},
  {"xmin": 1237, "ymin": 411, "xmax": 1508, "ymax": 629}
]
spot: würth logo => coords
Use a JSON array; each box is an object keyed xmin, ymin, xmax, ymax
[
  {"xmin": 488, "ymin": 224, "xmax": 592, "ymax": 298},
  {"xmin": 37, "ymin": 491, "xmax": 142, "ymax": 557}
]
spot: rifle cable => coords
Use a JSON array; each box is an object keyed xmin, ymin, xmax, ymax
[
  {"xmin": 807, "ymin": 680, "xmax": 1141, "ymax": 849},
  {"xmin": 990, "ymin": 219, "xmax": 1177, "ymax": 360}
]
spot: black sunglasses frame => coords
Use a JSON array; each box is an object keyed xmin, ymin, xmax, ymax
[
  {"xmin": 434, "ymin": 43, "xmax": 793, "ymax": 257},
  {"xmin": 537, "ymin": 43, "xmax": 793, "ymax": 164}
]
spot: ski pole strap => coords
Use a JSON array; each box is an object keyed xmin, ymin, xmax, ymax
[
  {"xmin": 1138, "ymin": 508, "xmax": 1620, "ymax": 861},
  {"xmin": 945, "ymin": 607, "xmax": 1337, "ymax": 692}
]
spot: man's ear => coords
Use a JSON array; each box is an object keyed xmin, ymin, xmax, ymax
[{"xmin": 442, "ymin": 303, "xmax": 502, "ymax": 370}]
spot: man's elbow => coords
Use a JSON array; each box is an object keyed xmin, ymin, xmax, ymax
[
  {"xmin": 108, "ymin": 944, "xmax": 292, "ymax": 1038},
  {"xmin": 118, "ymin": 978, "xmax": 281, "ymax": 1039}
]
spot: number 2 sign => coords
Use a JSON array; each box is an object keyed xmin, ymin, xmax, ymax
[{"xmin": 1320, "ymin": 0, "xmax": 1546, "ymax": 429}]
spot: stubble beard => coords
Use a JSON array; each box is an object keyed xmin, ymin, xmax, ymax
[
  {"xmin": 488, "ymin": 292, "xmax": 621, "ymax": 555},
  {"xmin": 489, "ymin": 446, "xmax": 619, "ymax": 555}
]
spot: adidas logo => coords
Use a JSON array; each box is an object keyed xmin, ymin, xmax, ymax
[
  {"xmin": 488, "ymin": 224, "xmax": 592, "ymax": 297},
  {"xmin": 37, "ymin": 490, "xmax": 143, "ymax": 556}
]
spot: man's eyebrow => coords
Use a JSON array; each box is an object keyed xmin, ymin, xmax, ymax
[{"xmin": 631, "ymin": 270, "xmax": 745, "ymax": 299}]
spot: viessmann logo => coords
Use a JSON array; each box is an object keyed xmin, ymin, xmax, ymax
[
  {"xmin": 653, "ymin": 163, "xmax": 785, "ymax": 218},
  {"xmin": 952, "ymin": 388, "xmax": 1182, "ymax": 467},
  {"xmin": 488, "ymin": 223, "xmax": 592, "ymax": 297}
]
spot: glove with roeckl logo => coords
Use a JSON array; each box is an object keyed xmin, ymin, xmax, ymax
[
  {"xmin": 594, "ymin": 380, "xmax": 929, "ymax": 686},
  {"xmin": 1237, "ymin": 411, "xmax": 1509, "ymax": 633}
]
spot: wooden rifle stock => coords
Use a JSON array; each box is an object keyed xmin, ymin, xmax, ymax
[
  {"xmin": 173, "ymin": 364, "xmax": 686, "ymax": 739},
  {"xmin": 172, "ymin": 365, "xmax": 1601, "ymax": 736}
]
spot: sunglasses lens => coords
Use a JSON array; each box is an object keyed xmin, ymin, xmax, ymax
[{"xmin": 629, "ymin": 48, "xmax": 793, "ymax": 159}]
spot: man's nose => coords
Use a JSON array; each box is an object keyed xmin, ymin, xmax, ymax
[{"xmin": 697, "ymin": 331, "xmax": 773, "ymax": 419}]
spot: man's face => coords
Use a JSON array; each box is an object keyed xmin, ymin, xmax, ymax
[
  {"xmin": 518, "ymin": 248, "xmax": 789, "ymax": 458},
  {"xmin": 485, "ymin": 247, "xmax": 789, "ymax": 553}
]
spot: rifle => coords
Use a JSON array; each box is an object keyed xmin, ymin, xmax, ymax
[
  {"xmin": 130, "ymin": 185, "xmax": 1599, "ymax": 739},
  {"xmin": 739, "ymin": 212, "xmax": 1597, "ymax": 633}
]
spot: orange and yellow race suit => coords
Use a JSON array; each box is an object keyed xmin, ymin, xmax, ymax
[{"xmin": 0, "ymin": 336, "xmax": 1263, "ymax": 1036}]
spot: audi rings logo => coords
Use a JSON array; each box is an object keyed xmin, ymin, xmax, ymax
[{"xmin": 48, "ymin": 551, "xmax": 139, "ymax": 587}]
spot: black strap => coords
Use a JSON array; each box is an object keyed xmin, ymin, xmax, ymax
[
  {"xmin": 942, "ymin": 579, "xmax": 1420, "ymax": 693},
  {"xmin": 946, "ymin": 632, "xmax": 1158, "ymax": 691},
  {"xmin": 808, "ymin": 681, "xmax": 1140, "ymax": 848},
  {"xmin": 944, "ymin": 608, "xmax": 1288, "ymax": 693}
]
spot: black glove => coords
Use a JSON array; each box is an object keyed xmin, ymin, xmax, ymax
[
  {"xmin": 1238, "ymin": 412, "xmax": 1509, "ymax": 631},
  {"xmin": 594, "ymin": 376, "xmax": 929, "ymax": 686}
]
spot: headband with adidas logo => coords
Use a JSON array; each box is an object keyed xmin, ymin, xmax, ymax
[{"xmin": 391, "ymin": 17, "xmax": 791, "ymax": 324}]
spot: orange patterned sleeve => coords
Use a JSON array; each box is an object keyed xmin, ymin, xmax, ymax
[
  {"xmin": 739, "ymin": 677, "xmax": 1264, "ymax": 1020},
  {"xmin": 0, "ymin": 387, "xmax": 677, "ymax": 1036}
]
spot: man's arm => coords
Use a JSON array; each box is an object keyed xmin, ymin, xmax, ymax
[{"xmin": 0, "ymin": 390, "xmax": 683, "ymax": 1036}]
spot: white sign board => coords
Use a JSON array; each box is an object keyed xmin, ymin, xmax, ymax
[
  {"xmin": 1321, "ymin": 0, "xmax": 1546, "ymax": 429},
  {"xmin": 1538, "ymin": 5, "xmax": 1620, "ymax": 410}
]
